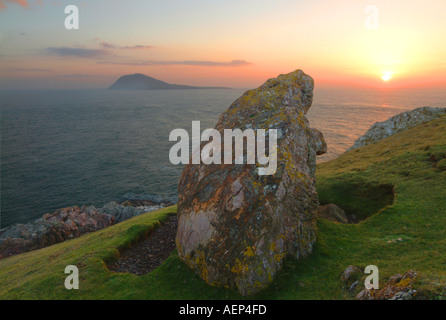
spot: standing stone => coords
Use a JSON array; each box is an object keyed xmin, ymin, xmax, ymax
[{"xmin": 176, "ymin": 70, "xmax": 326, "ymax": 296}]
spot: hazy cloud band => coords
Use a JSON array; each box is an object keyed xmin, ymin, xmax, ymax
[{"xmin": 98, "ymin": 59, "xmax": 252, "ymax": 67}]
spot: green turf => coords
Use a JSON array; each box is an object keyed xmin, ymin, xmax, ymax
[{"xmin": 1, "ymin": 116, "xmax": 445, "ymax": 300}]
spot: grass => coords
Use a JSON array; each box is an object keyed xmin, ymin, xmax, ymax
[{"xmin": 0, "ymin": 116, "xmax": 445, "ymax": 300}]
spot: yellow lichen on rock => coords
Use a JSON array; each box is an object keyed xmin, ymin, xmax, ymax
[{"xmin": 176, "ymin": 69, "xmax": 326, "ymax": 296}]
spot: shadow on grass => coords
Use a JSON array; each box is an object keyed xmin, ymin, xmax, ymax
[{"xmin": 317, "ymin": 178, "xmax": 394, "ymax": 223}]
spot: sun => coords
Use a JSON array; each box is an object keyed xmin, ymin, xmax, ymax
[{"xmin": 382, "ymin": 72, "xmax": 392, "ymax": 82}]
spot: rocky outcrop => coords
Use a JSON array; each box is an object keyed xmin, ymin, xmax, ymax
[
  {"xmin": 341, "ymin": 266, "xmax": 423, "ymax": 300},
  {"xmin": 357, "ymin": 270, "xmax": 419, "ymax": 300},
  {"xmin": 176, "ymin": 70, "xmax": 326, "ymax": 296},
  {"xmin": 317, "ymin": 204, "xmax": 348, "ymax": 223},
  {"xmin": 99, "ymin": 201, "xmax": 165, "ymax": 223},
  {"xmin": 349, "ymin": 107, "xmax": 446, "ymax": 150},
  {"xmin": 0, "ymin": 198, "xmax": 171, "ymax": 259},
  {"xmin": 0, "ymin": 206, "xmax": 114, "ymax": 259}
]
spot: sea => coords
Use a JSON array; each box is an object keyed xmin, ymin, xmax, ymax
[{"xmin": 1, "ymin": 87, "xmax": 445, "ymax": 228}]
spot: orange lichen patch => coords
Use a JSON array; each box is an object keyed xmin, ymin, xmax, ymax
[
  {"xmin": 231, "ymin": 258, "xmax": 248, "ymax": 274},
  {"xmin": 244, "ymin": 246, "xmax": 255, "ymax": 257}
]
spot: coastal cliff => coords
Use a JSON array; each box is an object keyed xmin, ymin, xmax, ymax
[{"xmin": 349, "ymin": 106, "xmax": 446, "ymax": 150}]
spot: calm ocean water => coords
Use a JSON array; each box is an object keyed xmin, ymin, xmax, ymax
[{"xmin": 1, "ymin": 87, "xmax": 445, "ymax": 227}]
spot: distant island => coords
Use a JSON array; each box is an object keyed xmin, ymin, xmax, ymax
[{"xmin": 108, "ymin": 73, "xmax": 229, "ymax": 90}]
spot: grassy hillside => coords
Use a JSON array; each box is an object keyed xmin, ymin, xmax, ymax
[{"xmin": 0, "ymin": 116, "xmax": 445, "ymax": 300}]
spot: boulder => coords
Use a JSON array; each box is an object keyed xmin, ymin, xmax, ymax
[
  {"xmin": 176, "ymin": 70, "xmax": 326, "ymax": 296},
  {"xmin": 349, "ymin": 106, "xmax": 446, "ymax": 150},
  {"xmin": 317, "ymin": 204, "xmax": 349, "ymax": 223},
  {"xmin": 341, "ymin": 265, "xmax": 363, "ymax": 285}
]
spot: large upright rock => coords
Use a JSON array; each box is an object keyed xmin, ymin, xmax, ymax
[{"xmin": 176, "ymin": 70, "xmax": 326, "ymax": 296}]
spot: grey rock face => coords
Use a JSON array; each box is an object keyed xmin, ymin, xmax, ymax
[{"xmin": 349, "ymin": 107, "xmax": 446, "ymax": 150}]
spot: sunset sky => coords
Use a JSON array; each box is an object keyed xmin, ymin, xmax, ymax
[{"xmin": 1, "ymin": 0, "xmax": 445, "ymax": 89}]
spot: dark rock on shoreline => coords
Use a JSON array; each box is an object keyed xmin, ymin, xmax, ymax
[
  {"xmin": 0, "ymin": 206, "xmax": 114, "ymax": 259},
  {"xmin": 121, "ymin": 198, "xmax": 173, "ymax": 207},
  {"xmin": 100, "ymin": 201, "xmax": 165, "ymax": 223},
  {"xmin": 0, "ymin": 198, "xmax": 171, "ymax": 259}
]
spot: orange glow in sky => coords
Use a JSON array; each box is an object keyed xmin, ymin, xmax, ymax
[{"xmin": 0, "ymin": 0, "xmax": 445, "ymax": 89}]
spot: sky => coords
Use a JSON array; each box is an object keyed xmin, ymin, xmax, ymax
[{"xmin": 0, "ymin": 0, "xmax": 445, "ymax": 89}]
